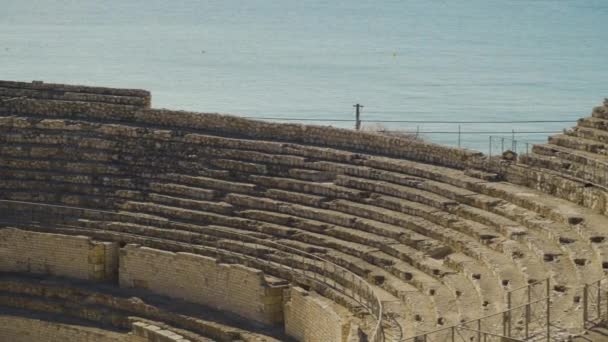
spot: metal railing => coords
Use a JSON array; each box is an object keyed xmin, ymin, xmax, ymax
[
  {"xmin": 0, "ymin": 199, "xmax": 384, "ymax": 341},
  {"xmin": 404, "ymin": 279, "xmax": 551, "ymax": 342},
  {"xmin": 485, "ymin": 137, "xmax": 608, "ymax": 338},
  {"xmin": 583, "ymin": 278, "xmax": 608, "ymax": 329}
]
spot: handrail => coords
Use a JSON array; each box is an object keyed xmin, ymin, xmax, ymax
[
  {"xmin": 507, "ymin": 278, "xmax": 548, "ymax": 294},
  {"xmin": 402, "ymin": 273, "xmax": 551, "ymax": 342},
  {"xmin": 0, "ymin": 199, "xmax": 384, "ymax": 341},
  {"xmin": 403, "ymin": 297, "xmax": 548, "ymax": 341},
  {"xmin": 582, "ymin": 277, "xmax": 608, "ymax": 329}
]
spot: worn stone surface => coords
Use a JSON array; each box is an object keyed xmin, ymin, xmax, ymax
[
  {"xmin": 284, "ymin": 287, "xmax": 351, "ymax": 342},
  {"xmin": 0, "ymin": 314, "xmax": 133, "ymax": 342},
  {"xmin": 119, "ymin": 244, "xmax": 285, "ymax": 326},
  {"xmin": 0, "ymin": 227, "xmax": 118, "ymax": 282}
]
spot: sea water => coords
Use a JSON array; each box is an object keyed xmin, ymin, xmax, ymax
[{"xmin": 1, "ymin": 0, "xmax": 607, "ymax": 152}]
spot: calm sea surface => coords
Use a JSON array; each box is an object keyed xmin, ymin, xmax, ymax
[{"xmin": 1, "ymin": 0, "xmax": 607, "ymax": 151}]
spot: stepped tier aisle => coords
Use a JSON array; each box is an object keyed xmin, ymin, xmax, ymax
[{"xmin": 0, "ymin": 80, "xmax": 606, "ymax": 341}]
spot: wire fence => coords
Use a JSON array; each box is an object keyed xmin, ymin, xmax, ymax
[
  {"xmin": 583, "ymin": 278, "xmax": 608, "ymax": 329},
  {"xmin": 404, "ymin": 279, "xmax": 551, "ymax": 342},
  {"xmin": 1, "ymin": 96, "xmax": 579, "ymax": 153},
  {"xmin": 242, "ymin": 113, "xmax": 579, "ymax": 153}
]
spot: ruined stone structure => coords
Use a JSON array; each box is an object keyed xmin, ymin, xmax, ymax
[{"xmin": 0, "ymin": 80, "xmax": 607, "ymax": 341}]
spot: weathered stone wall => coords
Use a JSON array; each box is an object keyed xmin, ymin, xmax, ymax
[
  {"xmin": 0, "ymin": 97, "xmax": 483, "ymax": 170},
  {"xmin": 503, "ymin": 164, "xmax": 608, "ymax": 214},
  {"xmin": 0, "ymin": 80, "xmax": 151, "ymax": 107},
  {"xmin": 119, "ymin": 244, "xmax": 284, "ymax": 326},
  {"xmin": 0, "ymin": 227, "xmax": 118, "ymax": 282},
  {"xmin": 0, "ymin": 274, "xmax": 280, "ymax": 342},
  {"xmin": 131, "ymin": 321, "xmax": 192, "ymax": 342},
  {"xmin": 284, "ymin": 286, "xmax": 351, "ymax": 342},
  {"xmin": 0, "ymin": 315, "xmax": 134, "ymax": 342}
]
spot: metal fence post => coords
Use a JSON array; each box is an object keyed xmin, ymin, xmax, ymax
[
  {"xmin": 599, "ymin": 282, "xmax": 602, "ymax": 319},
  {"xmin": 477, "ymin": 319, "xmax": 481, "ymax": 342},
  {"xmin": 458, "ymin": 125, "xmax": 461, "ymax": 147},
  {"xmin": 507, "ymin": 290, "xmax": 512, "ymax": 337},
  {"xmin": 512, "ymin": 129, "xmax": 515, "ymax": 151},
  {"xmin": 584, "ymin": 283, "xmax": 589, "ymax": 323},
  {"xmin": 488, "ymin": 136, "xmax": 493, "ymax": 167},
  {"xmin": 546, "ymin": 279, "xmax": 551, "ymax": 342},
  {"xmin": 526, "ymin": 283, "xmax": 531, "ymax": 338},
  {"xmin": 451, "ymin": 326, "xmax": 455, "ymax": 342},
  {"xmin": 351, "ymin": 273, "xmax": 355, "ymax": 299}
]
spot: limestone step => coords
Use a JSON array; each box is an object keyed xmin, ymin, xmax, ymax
[
  {"xmin": 105, "ymin": 200, "xmax": 458, "ymax": 330},
  {"xmin": 468, "ymin": 182, "xmax": 606, "ymax": 301},
  {"xmin": 314, "ymin": 247, "xmax": 447, "ymax": 331},
  {"xmin": 520, "ymin": 153, "xmax": 601, "ymax": 184},
  {"xmin": 257, "ymin": 218, "xmax": 481, "ymax": 327},
  {"xmin": 0, "ymin": 184, "xmax": 536, "ymax": 324},
  {"xmin": 0, "ymin": 162, "xmax": 600, "ymax": 300},
  {"xmin": 250, "ymin": 175, "xmax": 368, "ymax": 201},
  {"xmin": 548, "ymin": 134, "xmax": 608, "ymax": 156},
  {"xmin": 591, "ymin": 104, "xmax": 608, "ymax": 120},
  {"xmin": 0, "ymin": 190, "xmax": 481, "ymax": 334},
  {"xmin": 324, "ymin": 199, "xmax": 528, "ymax": 291},
  {"xmin": 226, "ymin": 193, "xmax": 451, "ymax": 257},
  {"xmin": 533, "ymin": 143, "xmax": 608, "ymax": 168},
  {"xmin": 444, "ymin": 253, "xmax": 506, "ymax": 314},
  {"xmin": 5, "ymin": 219, "xmax": 371, "ymax": 320},
  {"xmin": 0, "ymin": 183, "xmax": 524, "ymax": 316},
  {"xmin": 578, "ymin": 116, "xmax": 608, "ymax": 132},
  {"xmin": 334, "ymin": 175, "xmax": 459, "ymax": 211},
  {"xmin": 568, "ymin": 126, "xmax": 608, "ymax": 145}
]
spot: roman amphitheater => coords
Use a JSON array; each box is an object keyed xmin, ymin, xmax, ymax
[{"xmin": 1, "ymin": 80, "xmax": 608, "ymax": 342}]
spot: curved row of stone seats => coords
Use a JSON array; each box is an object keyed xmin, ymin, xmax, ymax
[
  {"xmin": 2, "ymin": 117, "xmax": 600, "ymax": 286},
  {"xmin": 0, "ymin": 220, "xmax": 369, "ymax": 341},
  {"xmin": 0, "ymin": 116, "xmax": 489, "ymax": 335},
  {"xmin": 514, "ymin": 100, "xmax": 608, "ymax": 202},
  {"xmin": 2, "ymin": 89, "xmax": 608, "ymax": 338},
  {"xmin": 0, "ymin": 80, "xmax": 151, "ymax": 107},
  {"xmin": 0, "ymin": 152, "xmax": 502, "ymax": 328},
  {"xmin": 0, "ymin": 134, "xmax": 584, "ymax": 318},
  {"xmin": 0, "ymin": 118, "xmax": 604, "ymax": 336},
  {"xmin": 0, "ymin": 187, "xmax": 423, "ymax": 337},
  {"xmin": 0, "ymin": 170, "xmax": 573, "ymax": 332},
  {"xmin": 0, "ymin": 273, "xmax": 283, "ymax": 342},
  {"xmin": 0, "ymin": 96, "xmax": 483, "ymax": 169},
  {"xmin": 508, "ymin": 100, "xmax": 608, "ymax": 267}
]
